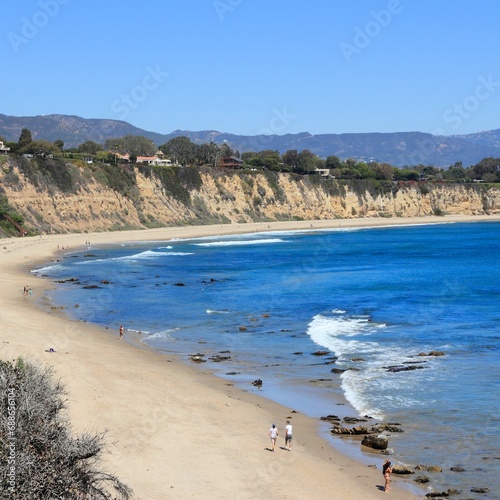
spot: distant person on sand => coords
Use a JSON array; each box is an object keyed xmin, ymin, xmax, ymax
[
  {"xmin": 119, "ymin": 325, "xmax": 124, "ymax": 339},
  {"xmin": 285, "ymin": 420, "xmax": 292, "ymax": 450},
  {"xmin": 382, "ymin": 459, "xmax": 392, "ymax": 493},
  {"xmin": 268, "ymin": 424, "xmax": 278, "ymax": 452}
]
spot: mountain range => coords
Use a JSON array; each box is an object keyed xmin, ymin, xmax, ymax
[{"xmin": 1, "ymin": 113, "xmax": 500, "ymax": 167}]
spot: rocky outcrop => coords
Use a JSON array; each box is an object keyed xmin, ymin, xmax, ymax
[{"xmin": 1, "ymin": 157, "xmax": 499, "ymax": 235}]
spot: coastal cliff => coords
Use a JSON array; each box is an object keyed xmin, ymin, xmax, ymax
[{"xmin": 1, "ymin": 156, "xmax": 499, "ymax": 235}]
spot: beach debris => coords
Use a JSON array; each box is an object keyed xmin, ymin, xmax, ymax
[
  {"xmin": 391, "ymin": 465, "xmax": 414, "ymax": 474},
  {"xmin": 361, "ymin": 435, "xmax": 388, "ymax": 450},
  {"xmin": 252, "ymin": 379, "xmax": 263, "ymax": 387},
  {"xmin": 225, "ymin": 372, "xmax": 239, "ymax": 375},
  {"xmin": 414, "ymin": 476, "xmax": 431, "ymax": 483}
]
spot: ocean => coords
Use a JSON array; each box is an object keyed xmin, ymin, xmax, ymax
[{"xmin": 34, "ymin": 221, "xmax": 500, "ymax": 498}]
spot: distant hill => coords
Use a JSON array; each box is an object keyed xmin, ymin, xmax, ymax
[{"xmin": 1, "ymin": 113, "xmax": 500, "ymax": 166}]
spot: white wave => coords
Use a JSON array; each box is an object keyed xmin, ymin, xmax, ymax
[
  {"xmin": 142, "ymin": 327, "xmax": 179, "ymax": 342},
  {"xmin": 307, "ymin": 313, "xmax": 383, "ymax": 356},
  {"xmin": 158, "ymin": 246, "xmax": 173, "ymax": 249},
  {"xmin": 195, "ymin": 238, "xmax": 285, "ymax": 247},
  {"xmin": 31, "ymin": 264, "xmax": 65, "ymax": 274},
  {"xmin": 78, "ymin": 250, "xmax": 192, "ymax": 265},
  {"xmin": 206, "ymin": 309, "xmax": 230, "ymax": 314}
]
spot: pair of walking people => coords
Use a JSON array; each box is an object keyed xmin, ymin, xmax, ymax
[{"xmin": 268, "ymin": 420, "xmax": 292, "ymax": 452}]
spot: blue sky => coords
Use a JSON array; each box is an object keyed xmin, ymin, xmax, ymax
[{"xmin": 2, "ymin": 0, "xmax": 500, "ymax": 137}]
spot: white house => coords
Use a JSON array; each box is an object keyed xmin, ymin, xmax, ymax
[{"xmin": 0, "ymin": 141, "xmax": 10, "ymax": 154}]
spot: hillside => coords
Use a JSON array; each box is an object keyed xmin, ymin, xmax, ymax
[
  {"xmin": 1, "ymin": 114, "xmax": 500, "ymax": 167},
  {"xmin": 0, "ymin": 155, "xmax": 499, "ymax": 237}
]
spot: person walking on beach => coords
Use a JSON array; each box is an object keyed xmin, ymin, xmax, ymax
[
  {"xmin": 119, "ymin": 325, "xmax": 124, "ymax": 339},
  {"xmin": 382, "ymin": 459, "xmax": 392, "ymax": 493},
  {"xmin": 268, "ymin": 424, "xmax": 278, "ymax": 452},
  {"xmin": 285, "ymin": 420, "xmax": 292, "ymax": 451}
]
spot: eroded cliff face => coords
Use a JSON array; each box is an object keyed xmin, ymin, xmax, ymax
[{"xmin": 0, "ymin": 158, "xmax": 499, "ymax": 235}]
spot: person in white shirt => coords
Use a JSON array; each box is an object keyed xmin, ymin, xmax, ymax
[
  {"xmin": 268, "ymin": 424, "xmax": 278, "ymax": 452},
  {"xmin": 285, "ymin": 420, "xmax": 293, "ymax": 451}
]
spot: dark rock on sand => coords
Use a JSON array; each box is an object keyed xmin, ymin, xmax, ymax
[
  {"xmin": 226, "ymin": 372, "xmax": 239, "ymax": 375},
  {"xmin": 189, "ymin": 354, "xmax": 206, "ymax": 363},
  {"xmin": 418, "ymin": 351, "xmax": 445, "ymax": 357},
  {"xmin": 471, "ymin": 487, "xmax": 489, "ymax": 493},
  {"xmin": 55, "ymin": 277, "xmax": 79, "ymax": 283},
  {"xmin": 343, "ymin": 416, "xmax": 367, "ymax": 423},
  {"xmin": 100, "ymin": 280, "xmax": 110, "ymax": 284},
  {"xmin": 320, "ymin": 415, "xmax": 341, "ymax": 422},
  {"xmin": 414, "ymin": 476, "xmax": 431, "ymax": 483},
  {"xmin": 293, "ymin": 352, "xmax": 303, "ymax": 355},
  {"xmin": 209, "ymin": 355, "xmax": 231, "ymax": 362},
  {"xmin": 331, "ymin": 368, "xmax": 347, "ymax": 374},
  {"xmin": 361, "ymin": 435, "xmax": 388, "ymax": 450},
  {"xmin": 312, "ymin": 350, "xmax": 329, "ymax": 356},
  {"xmin": 371, "ymin": 423, "xmax": 404, "ymax": 433},
  {"xmin": 173, "ymin": 282, "xmax": 186, "ymax": 286},
  {"xmin": 331, "ymin": 426, "xmax": 369, "ymax": 435},
  {"xmin": 450, "ymin": 466, "xmax": 465, "ymax": 472},
  {"xmin": 392, "ymin": 465, "xmax": 414, "ymax": 474},
  {"xmin": 351, "ymin": 357, "xmax": 365, "ymax": 362},
  {"xmin": 82, "ymin": 285, "xmax": 101, "ymax": 289},
  {"xmin": 426, "ymin": 465, "xmax": 443, "ymax": 473},
  {"xmin": 386, "ymin": 365, "xmax": 425, "ymax": 373}
]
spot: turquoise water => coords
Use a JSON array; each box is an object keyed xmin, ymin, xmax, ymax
[{"xmin": 35, "ymin": 222, "xmax": 500, "ymax": 498}]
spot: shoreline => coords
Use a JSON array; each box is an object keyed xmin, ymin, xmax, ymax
[{"xmin": 3, "ymin": 215, "xmax": 499, "ymax": 499}]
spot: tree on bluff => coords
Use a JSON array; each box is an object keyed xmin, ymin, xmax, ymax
[{"xmin": 0, "ymin": 358, "xmax": 132, "ymax": 500}]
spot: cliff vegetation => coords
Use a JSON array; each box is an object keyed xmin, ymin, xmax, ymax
[{"xmin": 0, "ymin": 155, "xmax": 499, "ymax": 237}]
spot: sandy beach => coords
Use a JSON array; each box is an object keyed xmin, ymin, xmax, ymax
[{"xmin": 2, "ymin": 215, "xmax": 498, "ymax": 499}]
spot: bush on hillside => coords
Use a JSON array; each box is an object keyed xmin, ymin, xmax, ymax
[{"xmin": 0, "ymin": 358, "xmax": 132, "ymax": 499}]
